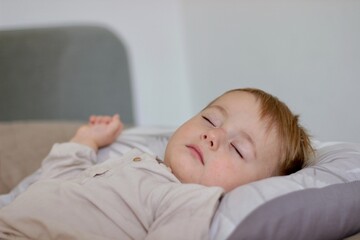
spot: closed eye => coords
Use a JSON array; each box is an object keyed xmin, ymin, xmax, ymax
[
  {"xmin": 202, "ymin": 116, "xmax": 216, "ymax": 127},
  {"xmin": 231, "ymin": 144, "xmax": 244, "ymax": 158}
]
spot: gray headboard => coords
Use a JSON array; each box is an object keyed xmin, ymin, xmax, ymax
[{"xmin": 0, "ymin": 25, "xmax": 134, "ymax": 124}]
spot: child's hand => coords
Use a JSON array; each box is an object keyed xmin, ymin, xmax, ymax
[{"xmin": 71, "ymin": 114, "xmax": 123, "ymax": 151}]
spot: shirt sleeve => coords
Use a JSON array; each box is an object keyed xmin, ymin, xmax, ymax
[
  {"xmin": 39, "ymin": 142, "xmax": 97, "ymax": 180},
  {"xmin": 146, "ymin": 185, "xmax": 224, "ymax": 240}
]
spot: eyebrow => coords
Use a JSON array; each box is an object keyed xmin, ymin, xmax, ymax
[{"xmin": 207, "ymin": 104, "xmax": 257, "ymax": 159}]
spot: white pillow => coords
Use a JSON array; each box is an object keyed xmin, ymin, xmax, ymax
[{"xmin": 210, "ymin": 140, "xmax": 360, "ymax": 240}]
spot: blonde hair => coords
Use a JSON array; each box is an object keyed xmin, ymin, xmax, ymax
[{"xmin": 225, "ymin": 88, "xmax": 314, "ymax": 175}]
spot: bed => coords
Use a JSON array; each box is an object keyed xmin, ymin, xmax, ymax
[{"xmin": 0, "ymin": 25, "xmax": 359, "ymax": 240}]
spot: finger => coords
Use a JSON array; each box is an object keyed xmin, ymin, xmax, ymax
[
  {"xmin": 114, "ymin": 123, "xmax": 123, "ymax": 137},
  {"xmin": 114, "ymin": 114, "xmax": 124, "ymax": 125},
  {"xmin": 109, "ymin": 115, "xmax": 123, "ymax": 136},
  {"xmin": 102, "ymin": 116, "xmax": 112, "ymax": 124},
  {"xmin": 110, "ymin": 114, "xmax": 120, "ymax": 123},
  {"xmin": 89, "ymin": 115, "xmax": 97, "ymax": 125},
  {"xmin": 114, "ymin": 118, "xmax": 123, "ymax": 137},
  {"xmin": 96, "ymin": 115, "xmax": 106, "ymax": 124}
]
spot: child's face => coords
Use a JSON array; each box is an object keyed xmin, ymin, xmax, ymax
[{"xmin": 164, "ymin": 91, "xmax": 280, "ymax": 192}]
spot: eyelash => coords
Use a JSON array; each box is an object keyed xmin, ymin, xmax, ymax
[
  {"xmin": 202, "ymin": 116, "xmax": 216, "ymax": 127},
  {"xmin": 231, "ymin": 144, "xmax": 244, "ymax": 158}
]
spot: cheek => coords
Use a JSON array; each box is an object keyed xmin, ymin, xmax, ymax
[
  {"xmin": 170, "ymin": 123, "xmax": 194, "ymax": 143},
  {"xmin": 209, "ymin": 159, "xmax": 266, "ymax": 190},
  {"xmin": 206, "ymin": 159, "xmax": 242, "ymax": 184},
  {"xmin": 212, "ymin": 159, "xmax": 236, "ymax": 174}
]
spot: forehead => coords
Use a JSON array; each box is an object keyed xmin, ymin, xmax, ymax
[{"xmin": 209, "ymin": 91, "xmax": 261, "ymax": 118}]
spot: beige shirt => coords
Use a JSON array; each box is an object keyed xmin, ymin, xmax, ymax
[{"xmin": 0, "ymin": 143, "xmax": 223, "ymax": 240}]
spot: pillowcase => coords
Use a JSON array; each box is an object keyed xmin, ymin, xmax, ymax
[
  {"xmin": 227, "ymin": 181, "xmax": 360, "ymax": 240},
  {"xmin": 210, "ymin": 141, "xmax": 360, "ymax": 240}
]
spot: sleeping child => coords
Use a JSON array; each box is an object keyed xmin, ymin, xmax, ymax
[{"xmin": 0, "ymin": 88, "xmax": 313, "ymax": 239}]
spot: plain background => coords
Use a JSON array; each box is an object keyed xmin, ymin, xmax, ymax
[{"xmin": 1, "ymin": 0, "xmax": 359, "ymax": 142}]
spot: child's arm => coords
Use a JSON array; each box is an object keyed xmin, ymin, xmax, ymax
[
  {"xmin": 70, "ymin": 114, "xmax": 123, "ymax": 152},
  {"xmin": 39, "ymin": 114, "xmax": 123, "ymax": 180}
]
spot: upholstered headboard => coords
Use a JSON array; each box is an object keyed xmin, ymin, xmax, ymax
[{"xmin": 0, "ymin": 25, "xmax": 134, "ymax": 124}]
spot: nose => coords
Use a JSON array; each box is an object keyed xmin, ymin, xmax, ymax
[{"xmin": 201, "ymin": 128, "xmax": 226, "ymax": 150}]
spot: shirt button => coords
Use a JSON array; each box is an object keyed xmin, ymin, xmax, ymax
[{"xmin": 133, "ymin": 156, "xmax": 142, "ymax": 162}]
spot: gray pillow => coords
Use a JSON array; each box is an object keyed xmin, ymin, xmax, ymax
[
  {"xmin": 210, "ymin": 141, "xmax": 360, "ymax": 239},
  {"xmin": 227, "ymin": 181, "xmax": 360, "ymax": 240}
]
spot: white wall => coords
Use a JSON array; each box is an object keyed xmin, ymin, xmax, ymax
[
  {"xmin": 182, "ymin": 0, "xmax": 360, "ymax": 142},
  {"xmin": 1, "ymin": 0, "xmax": 359, "ymax": 142},
  {"xmin": 0, "ymin": 0, "xmax": 192, "ymax": 127}
]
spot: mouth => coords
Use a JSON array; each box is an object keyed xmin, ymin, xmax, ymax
[{"xmin": 186, "ymin": 145, "xmax": 204, "ymax": 165}]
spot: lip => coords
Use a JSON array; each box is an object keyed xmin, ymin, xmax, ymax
[{"xmin": 186, "ymin": 145, "xmax": 204, "ymax": 165}]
